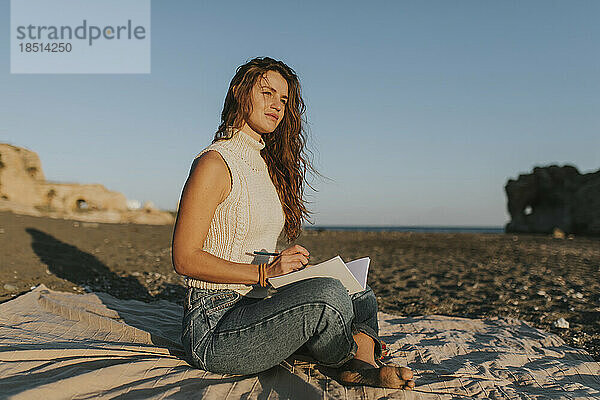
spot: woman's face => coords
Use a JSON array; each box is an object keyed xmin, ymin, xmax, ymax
[{"xmin": 244, "ymin": 70, "xmax": 289, "ymax": 136}]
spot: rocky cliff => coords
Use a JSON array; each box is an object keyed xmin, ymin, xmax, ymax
[
  {"xmin": 0, "ymin": 143, "xmax": 173, "ymax": 225},
  {"xmin": 505, "ymin": 165, "xmax": 600, "ymax": 235}
]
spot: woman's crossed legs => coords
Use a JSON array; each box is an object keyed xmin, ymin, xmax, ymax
[{"xmin": 188, "ymin": 277, "xmax": 413, "ymax": 389}]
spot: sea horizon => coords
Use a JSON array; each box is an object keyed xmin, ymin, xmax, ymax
[{"xmin": 303, "ymin": 225, "xmax": 505, "ymax": 234}]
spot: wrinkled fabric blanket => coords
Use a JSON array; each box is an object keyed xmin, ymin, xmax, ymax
[{"xmin": 0, "ymin": 285, "xmax": 599, "ymax": 399}]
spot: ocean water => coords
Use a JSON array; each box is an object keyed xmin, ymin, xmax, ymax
[{"xmin": 304, "ymin": 226, "xmax": 504, "ymax": 234}]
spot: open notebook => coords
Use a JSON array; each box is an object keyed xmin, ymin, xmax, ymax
[{"xmin": 267, "ymin": 256, "xmax": 370, "ymax": 295}]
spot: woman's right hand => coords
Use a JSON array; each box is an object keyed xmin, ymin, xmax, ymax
[{"xmin": 266, "ymin": 244, "xmax": 310, "ymax": 278}]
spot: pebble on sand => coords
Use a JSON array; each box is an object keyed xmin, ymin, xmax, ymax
[
  {"xmin": 552, "ymin": 228, "xmax": 566, "ymax": 239},
  {"xmin": 553, "ymin": 318, "xmax": 570, "ymax": 329}
]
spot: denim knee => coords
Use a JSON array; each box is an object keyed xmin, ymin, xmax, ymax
[
  {"xmin": 303, "ymin": 277, "xmax": 354, "ymax": 323},
  {"xmin": 352, "ymin": 285, "xmax": 378, "ymax": 311}
]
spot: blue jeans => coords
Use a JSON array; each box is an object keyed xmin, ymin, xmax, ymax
[{"xmin": 181, "ymin": 277, "xmax": 383, "ymax": 375}]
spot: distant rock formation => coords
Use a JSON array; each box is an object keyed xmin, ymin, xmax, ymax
[
  {"xmin": 0, "ymin": 143, "xmax": 173, "ymax": 225},
  {"xmin": 505, "ymin": 165, "xmax": 600, "ymax": 235}
]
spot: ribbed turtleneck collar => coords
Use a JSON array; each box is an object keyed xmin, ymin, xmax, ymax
[
  {"xmin": 225, "ymin": 129, "xmax": 266, "ymax": 171},
  {"xmin": 236, "ymin": 129, "xmax": 265, "ymax": 151}
]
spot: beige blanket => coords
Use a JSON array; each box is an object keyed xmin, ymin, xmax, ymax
[{"xmin": 1, "ymin": 285, "xmax": 598, "ymax": 399}]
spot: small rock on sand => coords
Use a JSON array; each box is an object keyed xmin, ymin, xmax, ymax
[
  {"xmin": 552, "ymin": 228, "xmax": 566, "ymax": 239},
  {"xmin": 3, "ymin": 284, "xmax": 18, "ymax": 291},
  {"xmin": 553, "ymin": 318, "xmax": 570, "ymax": 329}
]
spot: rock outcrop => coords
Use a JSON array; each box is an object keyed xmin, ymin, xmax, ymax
[
  {"xmin": 0, "ymin": 143, "xmax": 173, "ymax": 225},
  {"xmin": 505, "ymin": 165, "xmax": 600, "ymax": 235}
]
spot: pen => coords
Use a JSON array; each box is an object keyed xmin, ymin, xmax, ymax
[{"xmin": 253, "ymin": 251, "xmax": 280, "ymax": 256}]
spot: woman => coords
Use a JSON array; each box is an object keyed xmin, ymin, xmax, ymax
[{"xmin": 172, "ymin": 57, "xmax": 415, "ymax": 390}]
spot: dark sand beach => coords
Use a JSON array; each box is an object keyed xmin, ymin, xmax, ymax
[{"xmin": 1, "ymin": 210, "xmax": 598, "ymax": 360}]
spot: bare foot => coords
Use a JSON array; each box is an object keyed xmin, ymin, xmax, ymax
[
  {"xmin": 337, "ymin": 365, "xmax": 415, "ymax": 390},
  {"xmin": 342, "ymin": 358, "xmax": 378, "ymax": 370}
]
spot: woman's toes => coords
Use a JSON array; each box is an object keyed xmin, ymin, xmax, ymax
[
  {"xmin": 378, "ymin": 366, "xmax": 415, "ymax": 389},
  {"xmin": 399, "ymin": 366, "xmax": 413, "ymax": 381},
  {"xmin": 387, "ymin": 366, "xmax": 416, "ymax": 390},
  {"xmin": 397, "ymin": 367, "xmax": 415, "ymax": 390},
  {"xmin": 336, "ymin": 365, "xmax": 416, "ymax": 389}
]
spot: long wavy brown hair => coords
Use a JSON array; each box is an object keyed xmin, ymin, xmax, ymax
[{"xmin": 214, "ymin": 57, "xmax": 316, "ymax": 241}]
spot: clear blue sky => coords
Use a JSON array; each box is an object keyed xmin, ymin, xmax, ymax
[{"xmin": 1, "ymin": 0, "xmax": 598, "ymax": 226}]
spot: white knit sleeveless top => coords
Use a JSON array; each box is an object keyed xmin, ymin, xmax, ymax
[{"xmin": 185, "ymin": 129, "xmax": 285, "ymax": 298}]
